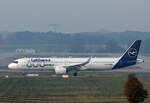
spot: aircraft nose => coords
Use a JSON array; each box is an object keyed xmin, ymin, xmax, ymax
[{"xmin": 8, "ymin": 63, "xmax": 17, "ymax": 69}]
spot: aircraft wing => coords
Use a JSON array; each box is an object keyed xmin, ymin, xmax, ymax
[{"xmin": 65, "ymin": 57, "xmax": 91, "ymax": 72}]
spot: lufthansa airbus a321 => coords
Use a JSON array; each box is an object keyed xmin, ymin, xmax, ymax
[{"xmin": 8, "ymin": 40, "xmax": 144, "ymax": 76}]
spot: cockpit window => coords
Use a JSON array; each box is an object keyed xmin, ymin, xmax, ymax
[{"xmin": 13, "ymin": 61, "xmax": 18, "ymax": 64}]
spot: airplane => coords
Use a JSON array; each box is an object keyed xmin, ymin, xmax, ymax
[{"xmin": 8, "ymin": 40, "xmax": 144, "ymax": 76}]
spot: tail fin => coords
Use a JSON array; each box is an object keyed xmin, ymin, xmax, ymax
[{"xmin": 112, "ymin": 40, "xmax": 141, "ymax": 69}]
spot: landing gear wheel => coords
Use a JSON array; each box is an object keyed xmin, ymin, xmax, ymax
[
  {"xmin": 73, "ymin": 72, "xmax": 78, "ymax": 76},
  {"xmin": 22, "ymin": 71, "xmax": 26, "ymax": 76}
]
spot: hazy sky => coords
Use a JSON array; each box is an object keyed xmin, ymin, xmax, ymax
[{"xmin": 0, "ymin": 0, "xmax": 150, "ymax": 32}]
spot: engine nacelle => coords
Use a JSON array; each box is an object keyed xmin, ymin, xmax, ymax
[
  {"xmin": 80, "ymin": 66, "xmax": 87, "ymax": 71},
  {"xmin": 54, "ymin": 66, "xmax": 67, "ymax": 74}
]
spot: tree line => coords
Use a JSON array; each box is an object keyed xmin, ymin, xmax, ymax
[{"xmin": 0, "ymin": 31, "xmax": 150, "ymax": 53}]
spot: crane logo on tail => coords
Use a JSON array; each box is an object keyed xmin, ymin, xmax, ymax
[{"xmin": 128, "ymin": 48, "xmax": 137, "ymax": 57}]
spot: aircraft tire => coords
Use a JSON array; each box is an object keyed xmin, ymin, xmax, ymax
[{"xmin": 73, "ymin": 72, "xmax": 78, "ymax": 76}]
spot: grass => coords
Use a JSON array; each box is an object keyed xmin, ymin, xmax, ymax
[{"xmin": 0, "ymin": 76, "xmax": 149, "ymax": 103}]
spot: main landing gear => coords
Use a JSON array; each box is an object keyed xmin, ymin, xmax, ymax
[{"xmin": 73, "ymin": 72, "xmax": 78, "ymax": 76}]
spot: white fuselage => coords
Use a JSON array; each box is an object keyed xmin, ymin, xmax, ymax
[{"xmin": 8, "ymin": 57, "xmax": 119, "ymax": 70}]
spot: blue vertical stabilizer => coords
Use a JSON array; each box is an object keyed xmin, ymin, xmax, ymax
[{"xmin": 112, "ymin": 40, "xmax": 141, "ymax": 69}]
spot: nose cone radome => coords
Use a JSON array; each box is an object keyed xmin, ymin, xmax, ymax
[{"xmin": 8, "ymin": 63, "xmax": 17, "ymax": 69}]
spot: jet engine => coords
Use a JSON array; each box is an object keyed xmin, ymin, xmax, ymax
[
  {"xmin": 80, "ymin": 66, "xmax": 87, "ymax": 71},
  {"xmin": 54, "ymin": 66, "xmax": 67, "ymax": 74}
]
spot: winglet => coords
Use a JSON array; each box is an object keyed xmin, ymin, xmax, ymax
[
  {"xmin": 83, "ymin": 57, "xmax": 91, "ymax": 65},
  {"xmin": 87, "ymin": 57, "xmax": 91, "ymax": 63}
]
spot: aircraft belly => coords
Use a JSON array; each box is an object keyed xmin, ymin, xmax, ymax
[{"xmin": 86, "ymin": 63, "xmax": 114, "ymax": 70}]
